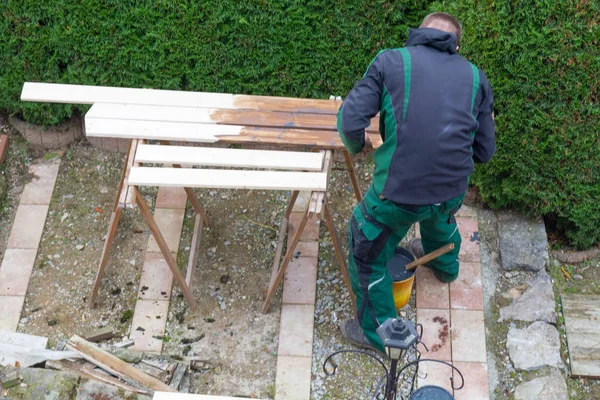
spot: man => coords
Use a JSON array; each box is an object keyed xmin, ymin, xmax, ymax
[{"xmin": 337, "ymin": 12, "xmax": 496, "ymax": 353}]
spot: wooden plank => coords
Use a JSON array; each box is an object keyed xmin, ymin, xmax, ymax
[
  {"xmin": 0, "ymin": 135, "xmax": 8, "ymax": 167},
  {"xmin": 21, "ymin": 82, "xmax": 340, "ymax": 115},
  {"xmin": 128, "ymin": 167, "xmax": 328, "ymax": 192},
  {"xmin": 85, "ymin": 327, "xmax": 115, "ymax": 343},
  {"xmin": 86, "ymin": 103, "xmax": 379, "ymax": 133},
  {"xmin": 135, "ymin": 144, "xmax": 324, "ymax": 171},
  {"xmin": 562, "ymin": 294, "xmax": 600, "ymax": 378},
  {"xmin": 85, "ymin": 117, "xmax": 384, "ymax": 149},
  {"xmin": 66, "ymin": 335, "xmax": 177, "ymax": 393}
]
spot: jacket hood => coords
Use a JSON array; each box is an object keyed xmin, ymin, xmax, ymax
[{"xmin": 405, "ymin": 28, "xmax": 458, "ymax": 54}]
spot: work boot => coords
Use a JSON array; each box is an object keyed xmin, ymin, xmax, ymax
[
  {"xmin": 408, "ymin": 239, "xmax": 457, "ymax": 283},
  {"xmin": 339, "ymin": 318, "xmax": 380, "ymax": 353}
]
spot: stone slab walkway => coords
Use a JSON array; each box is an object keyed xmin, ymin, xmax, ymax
[
  {"xmin": 415, "ymin": 205, "xmax": 490, "ymax": 399},
  {"xmin": 275, "ymin": 192, "xmax": 320, "ymax": 400},
  {"xmin": 0, "ymin": 159, "xmax": 60, "ymax": 331}
]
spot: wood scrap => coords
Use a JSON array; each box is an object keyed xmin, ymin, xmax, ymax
[
  {"xmin": 84, "ymin": 327, "xmax": 115, "ymax": 343},
  {"xmin": 168, "ymin": 363, "xmax": 187, "ymax": 390},
  {"xmin": 112, "ymin": 339, "xmax": 135, "ymax": 348},
  {"xmin": 0, "ymin": 371, "xmax": 21, "ymax": 389},
  {"xmin": 66, "ymin": 335, "xmax": 176, "ymax": 393},
  {"xmin": 0, "ymin": 135, "xmax": 8, "ymax": 167},
  {"xmin": 136, "ymin": 362, "xmax": 168, "ymax": 382},
  {"xmin": 46, "ymin": 359, "xmax": 148, "ymax": 395}
]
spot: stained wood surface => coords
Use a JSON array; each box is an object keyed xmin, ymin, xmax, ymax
[
  {"xmin": 87, "ymin": 102, "xmax": 379, "ymax": 133},
  {"xmin": 562, "ymin": 294, "xmax": 600, "ymax": 378}
]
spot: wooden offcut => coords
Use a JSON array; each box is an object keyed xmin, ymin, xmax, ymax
[
  {"xmin": 67, "ymin": 335, "xmax": 177, "ymax": 392},
  {"xmin": 562, "ymin": 294, "xmax": 600, "ymax": 379},
  {"xmin": 84, "ymin": 326, "xmax": 115, "ymax": 342},
  {"xmin": 0, "ymin": 134, "xmax": 8, "ymax": 167}
]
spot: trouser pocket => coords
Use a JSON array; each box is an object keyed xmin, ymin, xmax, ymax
[{"xmin": 350, "ymin": 203, "xmax": 391, "ymax": 262}]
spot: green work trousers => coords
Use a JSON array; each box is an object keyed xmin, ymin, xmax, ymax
[{"xmin": 347, "ymin": 185, "xmax": 464, "ymax": 352}]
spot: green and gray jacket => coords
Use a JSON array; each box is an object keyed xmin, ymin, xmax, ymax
[{"xmin": 338, "ymin": 28, "xmax": 496, "ymax": 205}]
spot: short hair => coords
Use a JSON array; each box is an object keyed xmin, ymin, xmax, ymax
[{"xmin": 420, "ymin": 12, "xmax": 462, "ymax": 45}]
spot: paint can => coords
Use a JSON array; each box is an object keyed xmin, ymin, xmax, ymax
[{"xmin": 387, "ymin": 246, "xmax": 416, "ymax": 310}]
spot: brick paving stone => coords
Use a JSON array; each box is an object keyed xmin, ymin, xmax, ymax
[
  {"xmin": 416, "ymin": 267, "xmax": 450, "ymax": 309},
  {"xmin": 0, "ymin": 296, "xmax": 25, "ymax": 331},
  {"xmin": 290, "ymin": 241, "xmax": 319, "ymax": 258},
  {"xmin": 457, "ymin": 217, "xmax": 481, "ymax": 263},
  {"xmin": 452, "ymin": 362, "xmax": 490, "ymax": 400},
  {"xmin": 275, "ymin": 355, "xmax": 312, "ymax": 400},
  {"xmin": 288, "ymin": 212, "xmax": 321, "ymax": 241},
  {"xmin": 450, "ymin": 262, "xmax": 483, "ymax": 310},
  {"xmin": 455, "ymin": 206, "xmax": 477, "ymax": 219},
  {"xmin": 282, "ymin": 257, "xmax": 317, "ymax": 305},
  {"xmin": 451, "ymin": 310, "xmax": 487, "ymax": 363},
  {"xmin": 0, "ymin": 249, "xmax": 37, "ymax": 296},
  {"xmin": 417, "ymin": 360, "xmax": 455, "ymax": 393},
  {"xmin": 7, "ymin": 205, "xmax": 49, "ymax": 249},
  {"xmin": 137, "ymin": 253, "xmax": 173, "ymax": 301},
  {"xmin": 19, "ymin": 161, "xmax": 60, "ymax": 205},
  {"xmin": 146, "ymin": 208, "xmax": 185, "ymax": 253},
  {"xmin": 416, "ymin": 309, "xmax": 451, "ymax": 361},
  {"xmin": 129, "ymin": 299, "xmax": 170, "ymax": 354},
  {"xmin": 155, "ymin": 187, "xmax": 188, "ymax": 209},
  {"xmin": 278, "ymin": 304, "xmax": 315, "ymax": 357}
]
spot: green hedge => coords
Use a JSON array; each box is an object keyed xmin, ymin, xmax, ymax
[
  {"xmin": 1, "ymin": 1, "xmax": 599, "ymax": 248},
  {"xmin": 433, "ymin": 0, "xmax": 600, "ymax": 249},
  {"xmin": 0, "ymin": 0, "xmax": 429, "ymax": 124}
]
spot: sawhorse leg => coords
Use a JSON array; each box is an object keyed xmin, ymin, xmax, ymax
[
  {"xmin": 134, "ymin": 187, "xmax": 197, "ymax": 310},
  {"xmin": 89, "ymin": 139, "xmax": 137, "ymax": 308},
  {"xmin": 262, "ymin": 191, "xmax": 306, "ymax": 313},
  {"xmin": 323, "ymin": 200, "xmax": 356, "ymax": 311},
  {"xmin": 89, "ymin": 206, "xmax": 123, "ymax": 307},
  {"xmin": 343, "ymin": 149, "xmax": 362, "ymax": 202}
]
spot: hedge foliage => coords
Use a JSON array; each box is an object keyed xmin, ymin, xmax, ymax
[
  {"xmin": 1, "ymin": 1, "xmax": 598, "ymax": 248},
  {"xmin": 0, "ymin": 0, "xmax": 429, "ymax": 124},
  {"xmin": 434, "ymin": 0, "xmax": 600, "ymax": 248}
]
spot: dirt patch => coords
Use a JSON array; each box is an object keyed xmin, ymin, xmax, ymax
[
  {"xmin": 162, "ymin": 187, "xmax": 287, "ymax": 398},
  {"xmin": 19, "ymin": 142, "xmax": 147, "ymax": 344}
]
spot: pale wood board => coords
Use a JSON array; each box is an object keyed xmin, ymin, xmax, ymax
[
  {"xmin": 21, "ymin": 82, "xmax": 340, "ymax": 114},
  {"xmin": 562, "ymin": 294, "xmax": 600, "ymax": 378},
  {"xmin": 128, "ymin": 167, "xmax": 328, "ymax": 191},
  {"xmin": 85, "ymin": 117, "xmax": 233, "ymax": 142},
  {"xmin": 135, "ymin": 144, "xmax": 324, "ymax": 171}
]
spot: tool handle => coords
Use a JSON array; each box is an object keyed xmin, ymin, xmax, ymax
[{"xmin": 405, "ymin": 243, "xmax": 455, "ymax": 271}]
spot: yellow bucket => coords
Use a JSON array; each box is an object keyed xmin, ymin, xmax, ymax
[{"xmin": 387, "ymin": 246, "xmax": 417, "ymax": 310}]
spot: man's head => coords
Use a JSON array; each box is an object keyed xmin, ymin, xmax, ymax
[{"xmin": 419, "ymin": 12, "xmax": 462, "ymax": 47}]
